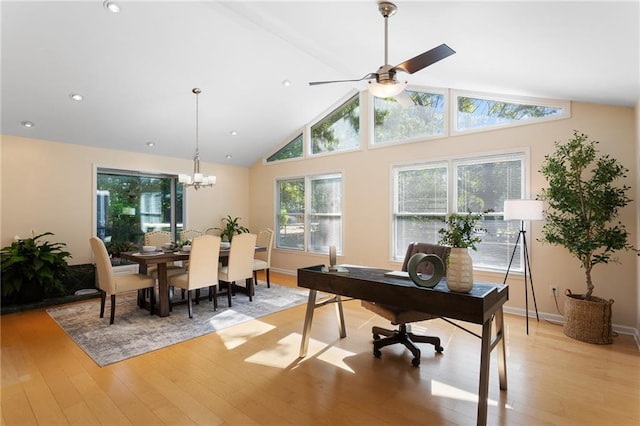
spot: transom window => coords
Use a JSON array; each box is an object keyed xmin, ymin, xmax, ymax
[
  {"xmin": 310, "ymin": 94, "xmax": 360, "ymax": 155},
  {"xmin": 276, "ymin": 173, "xmax": 343, "ymax": 253},
  {"xmin": 373, "ymin": 89, "xmax": 446, "ymax": 145},
  {"xmin": 454, "ymin": 91, "xmax": 569, "ymax": 133},
  {"xmin": 266, "ymin": 133, "xmax": 303, "ymax": 163}
]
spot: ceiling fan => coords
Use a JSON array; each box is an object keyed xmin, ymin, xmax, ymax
[{"xmin": 309, "ymin": 1, "xmax": 455, "ymax": 105}]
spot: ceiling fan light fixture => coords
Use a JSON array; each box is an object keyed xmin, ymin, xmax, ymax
[{"xmin": 368, "ymin": 80, "xmax": 407, "ymax": 98}]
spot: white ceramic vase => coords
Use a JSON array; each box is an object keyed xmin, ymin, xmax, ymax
[{"xmin": 446, "ymin": 247, "xmax": 474, "ymax": 293}]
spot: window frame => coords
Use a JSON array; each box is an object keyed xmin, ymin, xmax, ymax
[
  {"xmin": 275, "ymin": 172, "xmax": 344, "ymax": 254},
  {"xmin": 368, "ymin": 85, "xmax": 449, "ymax": 148},
  {"xmin": 308, "ymin": 90, "xmax": 363, "ymax": 159},
  {"xmin": 92, "ymin": 166, "xmax": 185, "ymax": 245},
  {"xmin": 391, "ymin": 149, "xmax": 530, "ymax": 273},
  {"xmin": 451, "ymin": 89, "xmax": 571, "ymax": 135},
  {"xmin": 264, "ymin": 129, "xmax": 305, "ymax": 164}
]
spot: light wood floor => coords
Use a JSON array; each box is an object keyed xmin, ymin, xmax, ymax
[{"xmin": 2, "ymin": 271, "xmax": 639, "ymax": 425}]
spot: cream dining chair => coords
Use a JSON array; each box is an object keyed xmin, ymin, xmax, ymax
[
  {"xmin": 89, "ymin": 236, "xmax": 156, "ymax": 325},
  {"xmin": 179, "ymin": 229, "xmax": 203, "ymax": 242},
  {"xmin": 168, "ymin": 235, "xmax": 220, "ymax": 318},
  {"xmin": 218, "ymin": 233, "xmax": 257, "ymax": 307},
  {"xmin": 253, "ymin": 228, "xmax": 274, "ymax": 288},
  {"xmin": 143, "ymin": 231, "xmax": 186, "ymax": 279}
]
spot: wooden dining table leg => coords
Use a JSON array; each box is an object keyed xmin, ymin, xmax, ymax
[{"xmin": 157, "ymin": 263, "xmax": 170, "ymax": 317}]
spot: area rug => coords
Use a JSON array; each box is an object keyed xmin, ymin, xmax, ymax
[{"xmin": 47, "ymin": 283, "xmax": 309, "ymax": 367}]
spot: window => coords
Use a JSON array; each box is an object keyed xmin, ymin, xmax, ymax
[
  {"xmin": 266, "ymin": 133, "xmax": 303, "ymax": 163},
  {"xmin": 373, "ymin": 89, "xmax": 446, "ymax": 145},
  {"xmin": 393, "ymin": 163, "xmax": 448, "ymax": 258},
  {"xmin": 454, "ymin": 91, "xmax": 569, "ymax": 133},
  {"xmin": 310, "ymin": 93, "xmax": 360, "ymax": 155},
  {"xmin": 393, "ymin": 153, "xmax": 525, "ymax": 271},
  {"xmin": 96, "ymin": 169, "xmax": 184, "ymax": 249},
  {"xmin": 276, "ymin": 174, "xmax": 343, "ymax": 253}
]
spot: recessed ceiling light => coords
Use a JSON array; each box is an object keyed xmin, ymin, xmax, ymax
[
  {"xmin": 225, "ymin": 155, "xmax": 232, "ymax": 159},
  {"xmin": 20, "ymin": 120, "xmax": 34, "ymax": 128},
  {"xmin": 103, "ymin": 1, "xmax": 120, "ymax": 13},
  {"xmin": 69, "ymin": 93, "xmax": 84, "ymax": 101},
  {"xmin": 282, "ymin": 79, "xmax": 292, "ymax": 87},
  {"xmin": 146, "ymin": 141, "xmax": 155, "ymax": 147},
  {"xmin": 230, "ymin": 130, "xmax": 238, "ymax": 136}
]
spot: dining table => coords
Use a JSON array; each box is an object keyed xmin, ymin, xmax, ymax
[{"xmin": 121, "ymin": 245, "xmax": 265, "ymax": 317}]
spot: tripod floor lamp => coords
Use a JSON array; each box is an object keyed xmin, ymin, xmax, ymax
[{"xmin": 503, "ymin": 199, "xmax": 544, "ymax": 335}]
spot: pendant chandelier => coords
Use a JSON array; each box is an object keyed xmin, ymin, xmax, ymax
[{"xmin": 179, "ymin": 88, "xmax": 216, "ymax": 190}]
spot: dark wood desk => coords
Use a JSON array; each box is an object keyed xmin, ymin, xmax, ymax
[
  {"xmin": 121, "ymin": 246, "xmax": 265, "ymax": 317},
  {"xmin": 297, "ymin": 265, "xmax": 508, "ymax": 426}
]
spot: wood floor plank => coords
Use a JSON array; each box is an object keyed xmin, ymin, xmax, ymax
[{"xmin": 2, "ymin": 271, "xmax": 639, "ymax": 425}]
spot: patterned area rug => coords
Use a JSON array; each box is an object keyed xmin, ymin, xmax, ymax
[{"xmin": 47, "ymin": 283, "xmax": 309, "ymax": 367}]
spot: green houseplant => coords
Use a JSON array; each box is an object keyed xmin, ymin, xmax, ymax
[
  {"xmin": 438, "ymin": 213, "xmax": 484, "ymax": 292},
  {"xmin": 538, "ymin": 131, "xmax": 637, "ymax": 343},
  {"xmin": 216, "ymin": 215, "xmax": 250, "ymax": 242},
  {"xmin": 1, "ymin": 232, "xmax": 72, "ymax": 304}
]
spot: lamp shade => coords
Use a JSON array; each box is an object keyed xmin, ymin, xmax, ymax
[
  {"xmin": 368, "ymin": 80, "xmax": 407, "ymax": 98},
  {"xmin": 503, "ymin": 199, "xmax": 544, "ymax": 221}
]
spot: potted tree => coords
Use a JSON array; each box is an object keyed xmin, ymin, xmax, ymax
[
  {"xmin": 216, "ymin": 215, "xmax": 250, "ymax": 243},
  {"xmin": 1, "ymin": 232, "xmax": 72, "ymax": 304},
  {"xmin": 438, "ymin": 212, "xmax": 484, "ymax": 292},
  {"xmin": 538, "ymin": 131, "xmax": 637, "ymax": 344}
]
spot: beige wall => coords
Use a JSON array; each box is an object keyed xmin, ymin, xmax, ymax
[
  {"xmin": 0, "ymin": 135, "xmax": 249, "ymax": 265},
  {"xmin": 1, "ymin": 101, "xmax": 638, "ymax": 329},
  {"xmin": 250, "ymin": 101, "xmax": 639, "ymax": 328}
]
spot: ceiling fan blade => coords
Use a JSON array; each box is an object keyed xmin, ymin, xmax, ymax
[
  {"xmin": 309, "ymin": 73, "xmax": 377, "ymax": 86},
  {"xmin": 394, "ymin": 90, "xmax": 415, "ymax": 108},
  {"xmin": 393, "ymin": 43, "xmax": 456, "ymax": 75}
]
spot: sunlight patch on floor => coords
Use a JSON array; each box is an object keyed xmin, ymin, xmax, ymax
[
  {"xmin": 245, "ymin": 332, "xmax": 356, "ymax": 373},
  {"xmin": 431, "ymin": 380, "xmax": 512, "ymax": 409},
  {"xmin": 215, "ymin": 317, "xmax": 276, "ymax": 349}
]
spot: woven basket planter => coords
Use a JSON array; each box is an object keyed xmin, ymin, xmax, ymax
[{"xmin": 563, "ymin": 290, "xmax": 614, "ymax": 344}]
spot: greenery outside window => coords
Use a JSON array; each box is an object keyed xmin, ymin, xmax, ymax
[
  {"xmin": 454, "ymin": 91, "xmax": 570, "ymax": 133},
  {"xmin": 392, "ymin": 152, "xmax": 525, "ymax": 271},
  {"xmin": 310, "ymin": 93, "xmax": 360, "ymax": 155},
  {"xmin": 96, "ymin": 169, "xmax": 184, "ymax": 251},
  {"xmin": 373, "ymin": 89, "xmax": 446, "ymax": 145},
  {"xmin": 276, "ymin": 174, "xmax": 343, "ymax": 253},
  {"xmin": 266, "ymin": 133, "xmax": 303, "ymax": 163}
]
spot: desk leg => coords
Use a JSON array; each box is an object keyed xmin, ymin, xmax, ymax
[
  {"xmin": 157, "ymin": 263, "xmax": 169, "ymax": 317},
  {"xmin": 477, "ymin": 317, "xmax": 492, "ymax": 426},
  {"xmin": 299, "ymin": 289, "xmax": 318, "ymax": 357},
  {"xmin": 335, "ymin": 295, "xmax": 346, "ymax": 338},
  {"xmin": 496, "ymin": 308, "xmax": 508, "ymax": 390}
]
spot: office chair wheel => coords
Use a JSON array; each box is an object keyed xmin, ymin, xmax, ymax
[
  {"xmin": 373, "ymin": 333, "xmax": 381, "ymax": 340},
  {"xmin": 411, "ymin": 357, "xmax": 420, "ymax": 367},
  {"xmin": 373, "ymin": 348, "xmax": 382, "ymax": 358},
  {"xmin": 435, "ymin": 345, "xmax": 444, "ymax": 353}
]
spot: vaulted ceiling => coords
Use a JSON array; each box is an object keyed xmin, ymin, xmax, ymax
[{"xmin": 2, "ymin": 1, "xmax": 638, "ymax": 167}]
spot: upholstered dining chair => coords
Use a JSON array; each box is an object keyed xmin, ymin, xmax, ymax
[
  {"xmin": 218, "ymin": 232, "xmax": 257, "ymax": 307},
  {"xmin": 361, "ymin": 242, "xmax": 451, "ymax": 366},
  {"xmin": 179, "ymin": 229, "xmax": 203, "ymax": 242},
  {"xmin": 143, "ymin": 231, "xmax": 186, "ymax": 280},
  {"xmin": 168, "ymin": 235, "xmax": 220, "ymax": 318},
  {"xmin": 89, "ymin": 236, "xmax": 156, "ymax": 325},
  {"xmin": 253, "ymin": 228, "xmax": 274, "ymax": 288}
]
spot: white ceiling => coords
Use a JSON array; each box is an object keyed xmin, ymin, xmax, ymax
[{"xmin": 2, "ymin": 1, "xmax": 638, "ymax": 167}]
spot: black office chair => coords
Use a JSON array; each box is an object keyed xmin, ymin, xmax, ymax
[{"xmin": 361, "ymin": 242, "xmax": 451, "ymax": 366}]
